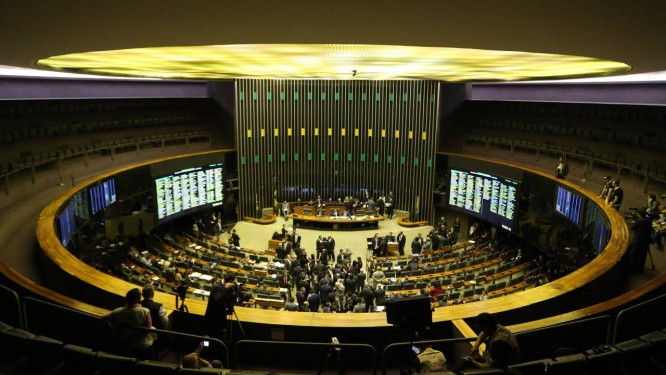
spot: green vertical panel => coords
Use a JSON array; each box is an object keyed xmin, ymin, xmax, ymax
[
  {"xmin": 375, "ymin": 92, "xmax": 381, "ymax": 101},
  {"xmin": 389, "ymin": 93, "xmax": 395, "ymax": 102},
  {"xmin": 400, "ymin": 156, "xmax": 406, "ymax": 165},
  {"xmin": 280, "ymin": 92, "xmax": 286, "ymax": 101},
  {"xmin": 280, "ymin": 153, "xmax": 286, "ymax": 162},
  {"xmin": 252, "ymin": 91, "xmax": 258, "ymax": 100},
  {"xmin": 240, "ymin": 156, "xmax": 246, "ymax": 165},
  {"xmin": 431, "ymin": 94, "xmax": 436, "ymax": 102},
  {"xmin": 321, "ymin": 153, "xmax": 326, "ymax": 161},
  {"xmin": 347, "ymin": 153, "xmax": 352, "ymax": 161},
  {"xmin": 427, "ymin": 158, "xmax": 432, "ymax": 168},
  {"xmin": 360, "ymin": 154, "xmax": 366, "ymax": 162},
  {"xmin": 307, "ymin": 92, "xmax": 313, "ymax": 100},
  {"xmin": 402, "ymin": 93, "xmax": 408, "ymax": 102},
  {"xmin": 266, "ymin": 91, "xmax": 272, "ymax": 101},
  {"xmin": 254, "ymin": 154, "xmax": 259, "ymax": 163},
  {"xmin": 321, "ymin": 93, "xmax": 326, "ymax": 101},
  {"xmin": 307, "ymin": 152, "xmax": 312, "ymax": 161},
  {"xmin": 414, "ymin": 157, "xmax": 419, "ymax": 166},
  {"xmin": 334, "ymin": 153, "xmax": 339, "ymax": 161},
  {"xmin": 416, "ymin": 93, "xmax": 422, "ymax": 102},
  {"xmin": 239, "ymin": 92, "xmax": 245, "ymax": 101},
  {"xmin": 335, "ymin": 92, "xmax": 340, "ymax": 101},
  {"xmin": 293, "ymin": 92, "xmax": 299, "ymax": 101},
  {"xmin": 268, "ymin": 154, "xmax": 273, "ymax": 163},
  {"xmin": 348, "ymin": 92, "xmax": 353, "ymax": 101},
  {"xmin": 362, "ymin": 92, "xmax": 367, "ymax": 101},
  {"xmin": 373, "ymin": 154, "xmax": 379, "ymax": 162},
  {"xmin": 294, "ymin": 152, "xmax": 299, "ymax": 161},
  {"xmin": 387, "ymin": 155, "xmax": 392, "ymax": 164}
]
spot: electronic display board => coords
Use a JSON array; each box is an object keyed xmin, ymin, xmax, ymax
[
  {"xmin": 155, "ymin": 163, "xmax": 224, "ymax": 222},
  {"xmin": 593, "ymin": 211, "xmax": 611, "ymax": 252},
  {"xmin": 90, "ymin": 178, "xmax": 116, "ymax": 215},
  {"xmin": 448, "ymin": 168, "xmax": 520, "ymax": 232},
  {"xmin": 57, "ymin": 201, "xmax": 76, "ymax": 247},
  {"xmin": 555, "ymin": 185, "xmax": 583, "ymax": 226}
]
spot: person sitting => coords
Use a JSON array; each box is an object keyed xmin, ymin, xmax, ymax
[
  {"xmin": 181, "ymin": 342, "xmax": 213, "ymax": 369},
  {"xmin": 464, "ymin": 312, "xmax": 520, "ymax": 370},
  {"xmin": 104, "ymin": 288, "xmax": 156, "ymax": 359},
  {"xmin": 415, "ymin": 345, "xmax": 447, "ymax": 373}
]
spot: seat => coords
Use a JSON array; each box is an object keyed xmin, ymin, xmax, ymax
[
  {"xmin": 62, "ymin": 344, "xmax": 98, "ymax": 375},
  {"xmin": 135, "ymin": 359, "xmax": 180, "ymax": 375},
  {"xmin": 26, "ymin": 335, "xmax": 64, "ymax": 371},
  {"xmin": 97, "ymin": 351, "xmax": 137, "ymax": 375},
  {"xmin": 508, "ymin": 358, "xmax": 549, "ymax": 375},
  {"xmin": 0, "ymin": 327, "xmax": 35, "ymax": 364},
  {"xmin": 545, "ymin": 353, "xmax": 587, "ymax": 375},
  {"xmin": 179, "ymin": 367, "xmax": 224, "ymax": 374}
]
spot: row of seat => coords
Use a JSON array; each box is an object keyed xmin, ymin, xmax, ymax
[{"xmin": 465, "ymin": 135, "xmax": 666, "ymax": 182}]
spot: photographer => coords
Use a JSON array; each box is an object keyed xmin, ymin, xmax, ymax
[
  {"xmin": 204, "ymin": 274, "xmax": 237, "ymax": 341},
  {"xmin": 628, "ymin": 208, "xmax": 653, "ymax": 273}
]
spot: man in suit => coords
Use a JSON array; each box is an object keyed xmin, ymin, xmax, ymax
[
  {"xmin": 230, "ymin": 229, "xmax": 240, "ymax": 247},
  {"xmin": 411, "ymin": 234, "xmax": 423, "ymax": 255},
  {"xmin": 397, "ymin": 231, "xmax": 407, "ymax": 256},
  {"xmin": 386, "ymin": 192, "xmax": 395, "ymax": 219},
  {"xmin": 555, "ymin": 156, "xmax": 569, "ymax": 179},
  {"xmin": 372, "ymin": 233, "xmax": 381, "ymax": 257}
]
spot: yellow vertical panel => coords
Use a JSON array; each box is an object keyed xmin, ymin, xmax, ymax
[
  {"xmin": 381, "ymin": 129, "xmax": 386, "ymax": 138},
  {"xmin": 274, "ymin": 128, "xmax": 279, "ymax": 136},
  {"xmin": 315, "ymin": 128, "xmax": 319, "ymax": 136},
  {"xmin": 368, "ymin": 129, "xmax": 373, "ymax": 137},
  {"xmin": 327, "ymin": 128, "xmax": 332, "ymax": 136},
  {"xmin": 409, "ymin": 130, "xmax": 413, "ymax": 139},
  {"xmin": 354, "ymin": 128, "xmax": 359, "ymax": 136},
  {"xmin": 341, "ymin": 128, "xmax": 346, "ymax": 136},
  {"xmin": 422, "ymin": 131, "xmax": 427, "ymax": 140},
  {"xmin": 301, "ymin": 128, "xmax": 306, "ymax": 136},
  {"xmin": 247, "ymin": 129, "xmax": 252, "ymax": 138},
  {"xmin": 260, "ymin": 128, "xmax": 265, "ymax": 137},
  {"xmin": 287, "ymin": 128, "xmax": 292, "ymax": 136},
  {"xmin": 395, "ymin": 130, "xmax": 399, "ymax": 138}
]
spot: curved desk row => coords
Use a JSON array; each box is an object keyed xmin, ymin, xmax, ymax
[{"xmin": 35, "ymin": 151, "xmax": 632, "ymax": 336}]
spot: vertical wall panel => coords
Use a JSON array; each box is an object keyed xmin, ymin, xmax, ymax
[{"xmin": 235, "ymin": 80, "xmax": 438, "ymax": 222}]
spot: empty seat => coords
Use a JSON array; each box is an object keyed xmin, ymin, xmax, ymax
[
  {"xmin": 62, "ymin": 344, "xmax": 98, "ymax": 375},
  {"xmin": 135, "ymin": 360, "xmax": 180, "ymax": 375},
  {"xmin": 97, "ymin": 351, "xmax": 137, "ymax": 375}
]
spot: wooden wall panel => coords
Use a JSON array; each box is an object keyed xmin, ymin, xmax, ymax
[{"xmin": 235, "ymin": 80, "xmax": 439, "ymax": 221}]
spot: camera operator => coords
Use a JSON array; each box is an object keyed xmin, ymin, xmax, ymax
[
  {"xmin": 628, "ymin": 208, "xmax": 653, "ymax": 273},
  {"xmin": 204, "ymin": 274, "xmax": 237, "ymax": 341}
]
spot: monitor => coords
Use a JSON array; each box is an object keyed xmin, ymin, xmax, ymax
[
  {"xmin": 155, "ymin": 163, "xmax": 224, "ymax": 222},
  {"xmin": 555, "ymin": 185, "xmax": 583, "ymax": 226},
  {"xmin": 448, "ymin": 168, "xmax": 520, "ymax": 232},
  {"xmin": 89, "ymin": 178, "xmax": 116, "ymax": 215},
  {"xmin": 57, "ymin": 201, "xmax": 76, "ymax": 247}
]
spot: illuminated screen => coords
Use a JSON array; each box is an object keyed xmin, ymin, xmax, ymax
[
  {"xmin": 58, "ymin": 201, "xmax": 76, "ymax": 247},
  {"xmin": 90, "ymin": 178, "xmax": 116, "ymax": 215},
  {"xmin": 593, "ymin": 211, "xmax": 611, "ymax": 252},
  {"xmin": 555, "ymin": 186, "xmax": 583, "ymax": 226},
  {"xmin": 448, "ymin": 168, "xmax": 520, "ymax": 232},
  {"xmin": 155, "ymin": 163, "xmax": 224, "ymax": 222}
]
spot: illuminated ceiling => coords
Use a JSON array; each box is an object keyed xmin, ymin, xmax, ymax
[{"xmin": 36, "ymin": 44, "xmax": 630, "ymax": 81}]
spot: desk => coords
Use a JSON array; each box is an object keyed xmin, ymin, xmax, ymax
[{"xmin": 289, "ymin": 214, "xmax": 382, "ymax": 230}]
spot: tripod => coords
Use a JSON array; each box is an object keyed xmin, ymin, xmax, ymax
[
  {"xmin": 224, "ymin": 308, "xmax": 246, "ymax": 343},
  {"xmin": 316, "ymin": 341, "xmax": 343, "ymax": 375}
]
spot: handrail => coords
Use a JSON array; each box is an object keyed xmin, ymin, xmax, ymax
[
  {"xmin": 613, "ymin": 293, "xmax": 666, "ymax": 344},
  {"xmin": 232, "ymin": 339, "xmax": 378, "ymax": 374},
  {"xmin": 2, "ymin": 133, "xmax": 210, "ymax": 195},
  {"xmin": 127, "ymin": 325, "xmax": 228, "ymax": 367},
  {"xmin": 0, "ymin": 281, "xmax": 24, "ymax": 329}
]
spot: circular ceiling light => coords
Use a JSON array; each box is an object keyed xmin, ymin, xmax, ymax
[{"xmin": 37, "ymin": 44, "xmax": 631, "ymax": 81}]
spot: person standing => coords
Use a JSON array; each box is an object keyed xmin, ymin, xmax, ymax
[
  {"xmin": 629, "ymin": 208, "xmax": 653, "ymax": 273},
  {"xmin": 555, "ymin": 156, "xmax": 569, "ymax": 179},
  {"xmin": 386, "ymin": 192, "xmax": 395, "ymax": 219},
  {"xmin": 606, "ymin": 180, "xmax": 624, "ymax": 211},
  {"xmin": 204, "ymin": 275, "xmax": 237, "ymax": 341},
  {"xmin": 230, "ymin": 229, "xmax": 240, "ymax": 247},
  {"xmin": 397, "ymin": 231, "xmax": 406, "ymax": 256}
]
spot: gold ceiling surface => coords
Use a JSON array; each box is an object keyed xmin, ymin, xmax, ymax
[{"xmin": 37, "ymin": 44, "xmax": 631, "ymax": 81}]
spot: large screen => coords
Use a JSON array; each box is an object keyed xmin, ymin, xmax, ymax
[
  {"xmin": 592, "ymin": 211, "xmax": 611, "ymax": 252},
  {"xmin": 57, "ymin": 201, "xmax": 76, "ymax": 247},
  {"xmin": 448, "ymin": 168, "xmax": 520, "ymax": 232},
  {"xmin": 155, "ymin": 163, "xmax": 224, "ymax": 222},
  {"xmin": 90, "ymin": 178, "xmax": 116, "ymax": 215},
  {"xmin": 555, "ymin": 185, "xmax": 583, "ymax": 226}
]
